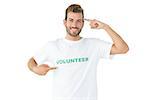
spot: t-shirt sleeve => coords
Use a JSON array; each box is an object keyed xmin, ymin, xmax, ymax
[
  {"xmin": 94, "ymin": 38, "xmax": 113, "ymax": 59},
  {"xmin": 33, "ymin": 42, "xmax": 53, "ymax": 65}
]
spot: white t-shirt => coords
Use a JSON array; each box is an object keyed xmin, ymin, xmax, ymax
[{"xmin": 33, "ymin": 37, "xmax": 112, "ymax": 100}]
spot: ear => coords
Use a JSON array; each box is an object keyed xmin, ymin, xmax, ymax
[{"xmin": 63, "ymin": 19, "xmax": 67, "ymax": 27}]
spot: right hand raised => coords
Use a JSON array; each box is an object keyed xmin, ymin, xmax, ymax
[{"xmin": 32, "ymin": 64, "xmax": 57, "ymax": 75}]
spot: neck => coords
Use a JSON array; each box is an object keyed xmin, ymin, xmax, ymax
[{"xmin": 65, "ymin": 34, "xmax": 81, "ymax": 41}]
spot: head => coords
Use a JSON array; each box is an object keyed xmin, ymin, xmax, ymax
[{"xmin": 64, "ymin": 4, "xmax": 84, "ymax": 37}]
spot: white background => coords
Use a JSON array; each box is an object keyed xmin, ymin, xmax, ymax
[{"xmin": 0, "ymin": 0, "xmax": 150, "ymax": 100}]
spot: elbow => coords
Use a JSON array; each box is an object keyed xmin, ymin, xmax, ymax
[
  {"xmin": 27, "ymin": 58, "xmax": 32, "ymax": 70},
  {"xmin": 121, "ymin": 45, "xmax": 129, "ymax": 54},
  {"xmin": 111, "ymin": 44, "xmax": 129, "ymax": 55},
  {"xmin": 27, "ymin": 57, "xmax": 37, "ymax": 70}
]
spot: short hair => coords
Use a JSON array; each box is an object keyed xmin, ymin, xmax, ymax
[{"xmin": 65, "ymin": 4, "xmax": 84, "ymax": 20}]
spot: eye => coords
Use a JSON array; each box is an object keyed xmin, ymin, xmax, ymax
[
  {"xmin": 77, "ymin": 20, "xmax": 82, "ymax": 23},
  {"xmin": 69, "ymin": 19, "xmax": 73, "ymax": 22}
]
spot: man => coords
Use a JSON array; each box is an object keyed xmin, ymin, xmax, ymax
[{"xmin": 28, "ymin": 4, "xmax": 129, "ymax": 100}]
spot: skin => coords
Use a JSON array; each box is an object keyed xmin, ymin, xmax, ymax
[
  {"xmin": 64, "ymin": 12, "xmax": 84, "ymax": 40},
  {"xmin": 27, "ymin": 57, "xmax": 57, "ymax": 76},
  {"xmin": 28, "ymin": 12, "xmax": 129, "ymax": 75}
]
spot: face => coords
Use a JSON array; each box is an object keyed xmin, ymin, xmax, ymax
[{"xmin": 64, "ymin": 12, "xmax": 84, "ymax": 37}]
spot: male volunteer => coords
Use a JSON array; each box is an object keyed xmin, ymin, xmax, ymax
[{"xmin": 28, "ymin": 4, "xmax": 129, "ymax": 100}]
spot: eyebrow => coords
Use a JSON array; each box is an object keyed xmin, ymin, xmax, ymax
[
  {"xmin": 68, "ymin": 18, "xmax": 82, "ymax": 21},
  {"xmin": 68, "ymin": 18, "xmax": 73, "ymax": 20}
]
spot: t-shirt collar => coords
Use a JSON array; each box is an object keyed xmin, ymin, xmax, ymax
[{"xmin": 63, "ymin": 37, "xmax": 84, "ymax": 44}]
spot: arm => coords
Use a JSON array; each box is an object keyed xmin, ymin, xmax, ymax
[
  {"xmin": 27, "ymin": 57, "xmax": 57, "ymax": 75},
  {"xmin": 103, "ymin": 25, "xmax": 129, "ymax": 54},
  {"xmin": 86, "ymin": 19, "xmax": 129, "ymax": 54},
  {"xmin": 27, "ymin": 57, "xmax": 38, "ymax": 71}
]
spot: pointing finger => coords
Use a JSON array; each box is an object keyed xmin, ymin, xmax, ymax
[
  {"xmin": 48, "ymin": 67, "xmax": 58, "ymax": 70},
  {"xmin": 84, "ymin": 18, "xmax": 92, "ymax": 22}
]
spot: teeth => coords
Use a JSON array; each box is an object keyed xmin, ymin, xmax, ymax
[{"xmin": 72, "ymin": 28, "xmax": 77, "ymax": 30}]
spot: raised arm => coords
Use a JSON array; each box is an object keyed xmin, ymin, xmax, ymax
[
  {"xmin": 85, "ymin": 19, "xmax": 129, "ymax": 54},
  {"xmin": 103, "ymin": 25, "xmax": 129, "ymax": 54}
]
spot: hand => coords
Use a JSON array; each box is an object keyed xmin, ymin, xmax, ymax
[
  {"xmin": 84, "ymin": 19, "xmax": 108, "ymax": 29},
  {"xmin": 32, "ymin": 64, "xmax": 57, "ymax": 76}
]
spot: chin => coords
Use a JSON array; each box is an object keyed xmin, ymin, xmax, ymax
[{"xmin": 69, "ymin": 32, "xmax": 79, "ymax": 37}]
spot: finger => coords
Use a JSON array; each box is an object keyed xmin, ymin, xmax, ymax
[
  {"xmin": 95, "ymin": 23, "xmax": 99, "ymax": 27},
  {"xmin": 84, "ymin": 18, "xmax": 92, "ymax": 22},
  {"xmin": 51, "ymin": 67, "xmax": 57, "ymax": 70},
  {"xmin": 48, "ymin": 67, "xmax": 58, "ymax": 70}
]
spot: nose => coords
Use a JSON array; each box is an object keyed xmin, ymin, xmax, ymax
[{"xmin": 72, "ymin": 21, "xmax": 77, "ymax": 27}]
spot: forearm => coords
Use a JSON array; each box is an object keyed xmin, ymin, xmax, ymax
[{"xmin": 104, "ymin": 25, "xmax": 129, "ymax": 52}]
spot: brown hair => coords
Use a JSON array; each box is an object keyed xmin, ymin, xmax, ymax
[{"xmin": 65, "ymin": 4, "xmax": 84, "ymax": 20}]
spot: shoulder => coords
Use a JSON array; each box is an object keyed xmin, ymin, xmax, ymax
[
  {"xmin": 46, "ymin": 38, "xmax": 61, "ymax": 45},
  {"xmin": 84, "ymin": 38, "xmax": 112, "ymax": 46},
  {"xmin": 43, "ymin": 39, "xmax": 60, "ymax": 49}
]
